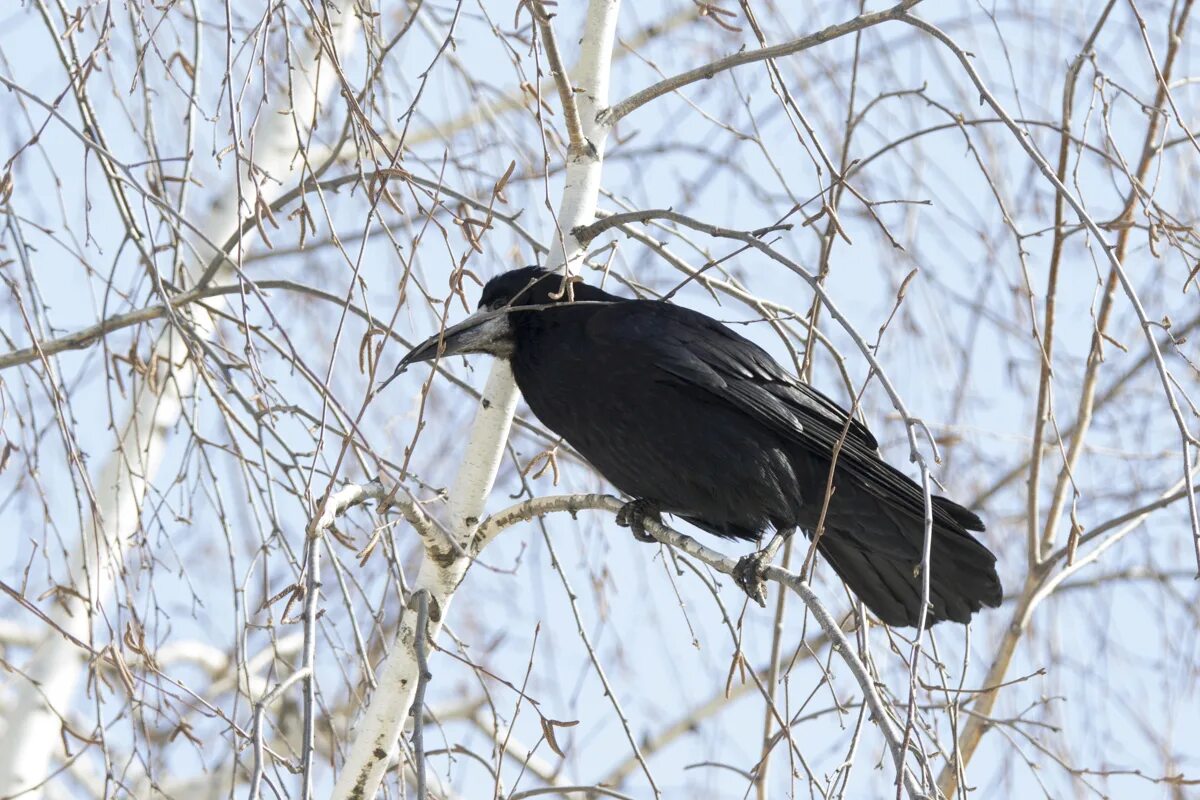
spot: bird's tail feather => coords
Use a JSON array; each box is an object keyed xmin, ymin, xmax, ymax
[
  {"xmin": 932, "ymin": 494, "xmax": 985, "ymax": 532},
  {"xmin": 813, "ymin": 517, "xmax": 1001, "ymax": 626}
]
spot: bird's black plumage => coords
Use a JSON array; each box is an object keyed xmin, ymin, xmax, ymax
[{"xmin": 402, "ymin": 267, "xmax": 1002, "ymax": 627}]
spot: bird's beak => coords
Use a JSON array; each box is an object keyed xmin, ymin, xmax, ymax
[{"xmin": 376, "ymin": 309, "xmax": 512, "ymax": 392}]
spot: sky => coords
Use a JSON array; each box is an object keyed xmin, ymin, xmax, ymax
[{"xmin": 1, "ymin": 0, "xmax": 1198, "ymax": 798}]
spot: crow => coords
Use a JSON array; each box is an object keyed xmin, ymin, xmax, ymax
[{"xmin": 388, "ymin": 267, "xmax": 1002, "ymax": 627}]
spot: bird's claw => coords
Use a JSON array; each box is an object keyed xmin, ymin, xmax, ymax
[
  {"xmin": 615, "ymin": 499, "xmax": 660, "ymax": 543},
  {"xmin": 733, "ymin": 549, "xmax": 771, "ymax": 607}
]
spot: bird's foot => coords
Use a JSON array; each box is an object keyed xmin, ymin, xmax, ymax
[
  {"xmin": 615, "ymin": 499, "xmax": 661, "ymax": 543},
  {"xmin": 733, "ymin": 550, "xmax": 771, "ymax": 607},
  {"xmin": 733, "ymin": 531, "xmax": 789, "ymax": 608}
]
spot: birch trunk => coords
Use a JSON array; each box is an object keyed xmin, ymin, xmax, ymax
[{"xmin": 329, "ymin": 2, "xmax": 622, "ymax": 797}]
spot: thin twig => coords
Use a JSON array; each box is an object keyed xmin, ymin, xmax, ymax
[{"xmin": 249, "ymin": 667, "xmax": 313, "ymax": 800}]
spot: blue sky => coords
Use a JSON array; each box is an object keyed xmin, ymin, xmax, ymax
[{"xmin": 2, "ymin": 0, "xmax": 1198, "ymax": 797}]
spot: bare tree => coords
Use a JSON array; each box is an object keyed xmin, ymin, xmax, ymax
[{"xmin": 1, "ymin": 1, "xmax": 1197, "ymax": 798}]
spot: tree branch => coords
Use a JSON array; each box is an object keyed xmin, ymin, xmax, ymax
[
  {"xmin": 0, "ymin": 4, "xmax": 363, "ymax": 795},
  {"xmin": 472, "ymin": 493, "xmax": 932, "ymax": 799},
  {"xmin": 599, "ymin": 0, "xmax": 924, "ymax": 126},
  {"xmin": 899, "ymin": 11, "xmax": 1200, "ymax": 794},
  {"xmin": 528, "ymin": 0, "xmax": 586, "ymax": 155}
]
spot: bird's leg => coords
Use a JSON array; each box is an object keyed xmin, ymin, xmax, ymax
[
  {"xmin": 733, "ymin": 529, "xmax": 792, "ymax": 607},
  {"xmin": 615, "ymin": 499, "xmax": 661, "ymax": 543}
]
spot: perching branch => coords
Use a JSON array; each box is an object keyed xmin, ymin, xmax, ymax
[{"xmin": 472, "ymin": 493, "xmax": 932, "ymax": 799}]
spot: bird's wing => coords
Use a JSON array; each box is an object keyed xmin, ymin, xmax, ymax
[
  {"xmin": 588, "ymin": 300, "xmax": 878, "ymax": 451},
  {"xmin": 587, "ymin": 301, "xmax": 983, "ymax": 536}
]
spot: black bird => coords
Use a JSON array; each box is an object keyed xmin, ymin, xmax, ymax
[{"xmin": 391, "ymin": 267, "xmax": 1002, "ymax": 627}]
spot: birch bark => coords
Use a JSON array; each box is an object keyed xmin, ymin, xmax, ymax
[{"xmin": 329, "ymin": 2, "xmax": 623, "ymax": 797}]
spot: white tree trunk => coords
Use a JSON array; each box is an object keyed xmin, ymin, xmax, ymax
[
  {"xmin": 329, "ymin": 2, "xmax": 622, "ymax": 797},
  {"xmin": 0, "ymin": 8, "xmax": 360, "ymax": 796}
]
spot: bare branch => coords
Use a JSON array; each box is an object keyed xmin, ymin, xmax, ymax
[
  {"xmin": 528, "ymin": 0, "xmax": 586, "ymax": 155},
  {"xmin": 469, "ymin": 493, "xmax": 932, "ymax": 799},
  {"xmin": 600, "ymin": 0, "xmax": 924, "ymax": 125}
]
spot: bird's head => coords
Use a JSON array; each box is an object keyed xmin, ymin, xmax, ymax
[{"xmin": 382, "ymin": 267, "xmax": 582, "ymax": 386}]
